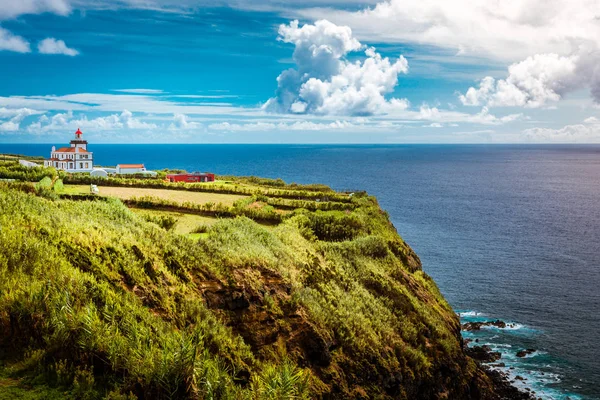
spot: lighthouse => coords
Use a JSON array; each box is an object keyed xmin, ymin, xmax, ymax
[
  {"xmin": 71, "ymin": 128, "xmax": 88, "ymax": 150},
  {"xmin": 43, "ymin": 128, "xmax": 94, "ymax": 172}
]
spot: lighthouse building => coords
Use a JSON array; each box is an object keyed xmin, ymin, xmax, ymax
[{"xmin": 44, "ymin": 128, "xmax": 94, "ymax": 172}]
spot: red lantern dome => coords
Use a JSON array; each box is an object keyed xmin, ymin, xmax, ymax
[{"xmin": 75, "ymin": 128, "xmax": 83, "ymax": 138}]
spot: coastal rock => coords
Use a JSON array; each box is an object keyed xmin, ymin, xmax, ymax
[
  {"xmin": 484, "ymin": 367, "xmax": 535, "ymax": 400},
  {"xmin": 466, "ymin": 345, "xmax": 502, "ymax": 363},
  {"xmin": 462, "ymin": 319, "xmax": 507, "ymax": 331},
  {"xmin": 516, "ymin": 349, "xmax": 536, "ymax": 358}
]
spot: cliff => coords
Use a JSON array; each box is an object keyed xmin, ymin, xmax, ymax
[{"xmin": 0, "ymin": 178, "xmax": 504, "ymax": 399}]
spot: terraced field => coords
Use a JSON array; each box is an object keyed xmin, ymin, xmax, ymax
[{"xmin": 63, "ymin": 184, "xmax": 247, "ymax": 206}]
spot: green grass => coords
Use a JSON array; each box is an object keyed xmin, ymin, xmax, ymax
[
  {"xmin": 129, "ymin": 208, "xmax": 219, "ymax": 235},
  {"xmin": 0, "ymin": 364, "xmax": 68, "ymax": 400},
  {"xmin": 0, "ymin": 178, "xmax": 490, "ymax": 399}
]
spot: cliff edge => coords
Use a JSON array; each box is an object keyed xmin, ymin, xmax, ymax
[{"xmin": 0, "ymin": 176, "xmax": 518, "ymax": 399}]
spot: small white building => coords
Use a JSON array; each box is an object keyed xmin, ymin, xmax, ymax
[
  {"xmin": 44, "ymin": 128, "xmax": 94, "ymax": 172},
  {"xmin": 116, "ymin": 164, "xmax": 146, "ymax": 174}
]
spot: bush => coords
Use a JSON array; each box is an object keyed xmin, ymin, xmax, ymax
[
  {"xmin": 299, "ymin": 211, "xmax": 365, "ymax": 242},
  {"xmin": 143, "ymin": 214, "xmax": 177, "ymax": 231}
]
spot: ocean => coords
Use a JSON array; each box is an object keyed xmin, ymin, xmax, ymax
[{"xmin": 3, "ymin": 143, "xmax": 599, "ymax": 399}]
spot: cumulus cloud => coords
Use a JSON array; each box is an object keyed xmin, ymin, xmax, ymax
[
  {"xmin": 264, "ymin": 20, "xmax": 409, "ymax": 116},
  {"xmin": 584, "ymin": 116, "xmax": 599, "ymax": 124},
  {"xmin": 459, "ymin": 53, "xmax": 595, "ymax": 108},
  {"xmin": 0, "ymin": 107, "xmax": 41, "ymax": 132},
  {"xmin": 27, "ymin": 110, "xmax": 157, "ymax": 132},
  {"xmin": 417, "ymin": 105, "xmax": 522, "ymax": 126},
  {"xmin": 291, "ymin": 0, "xmax": 600, "ymax": 108},
  {"xmin": 169, "ymin": 113, "xmax": 200, "ymax": 130},
  {"xmin": 38, "ymin": 38, "xmax": 79, "ymax": 56},
  {"xmin": 523, "ymin": 119, "xmax": 600, "ymax": 143},
  {"xmin": 297, "ymin": 0, "xmax": 600, "ymax": 62},
  {"xmin": 0, "ymin": 107, "xmax": 41, "ymax": 119},
  {"xmin": 0, "ymin": 26, "xmax": 30, "ymax": 53}
]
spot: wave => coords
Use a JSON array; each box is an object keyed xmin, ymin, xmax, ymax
[
  {"xmin": 460, "ymin": 313, "xmax": 587, "ymax": 399},
  {"xmin": 458, "ymin": 310, "xmax": 486, "ymax": 317},
  {"xmin": 481, "ymin": 322, "xmax": 525, "ymax": 331}
]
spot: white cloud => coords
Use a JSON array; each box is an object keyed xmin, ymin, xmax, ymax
[
  {"xmin": 0, "ymin": 107, "xmax": 41, "ymax": 132},
  {"xmin": 0, "ymin": 107, "xmax": 42, "ymax": 119},
  {"xmin": 0, "ymin": 93, "xmax": 251, "ymax": 116},
  {"xmin": 0, "ymin": 120, "xmax": 20, "ymax": 132},
  {"xmin": 168, "ymin": 113, "xmax": 201, "ymax": 130},
  {"xmin": 113, "ymin": 89, "xmax": 165, "ymax": 94},
  {"xmin": 27, "ymin": 109, "xmax": 157, "ymax": 132},
  {"xmin": 584, "ymin": 116, "xmax": 599, "ymax": 124},
  {"xmin": 209, "ymin": 120, "xmax": 359, "ymax": 132},
  {"xmin": 459, "ymin": 54, "xmax": 587, "ymax": 108},
  {"xmin": 459, "ymin": 76, "xmax": 495, "ymax": 107},
  {"xmin": 264, "ymin": 20, "xmax": 410, "ymax": 116},
  {"xmin": 296, "ymin": 0, "xmax": 600, "ymax": 62},
  {"xmin": 523, "ymin": 121, "xmax": 600, "ymax": 143},
  {"xmin": 417, "ymin": 104, "xmax": 522, "ymax": 126},
  {"xmin": 291, "ymin": 1, "xmax": 600, "ymax": 108},
  {"xmin": 0, "ymin": 26, "xmax": 30, "ymax": 53},
  {"xmin": 38, "ymin": 37, "xmax": 79, "ymax": 56},
  {"xmin": 0, "ymin": 0, "xmax": 71, "ymax": 20}
]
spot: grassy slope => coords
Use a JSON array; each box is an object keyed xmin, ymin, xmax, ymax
[{"xmin": 0, "ymin": 184, "xmax": 492, "ymax": 399}]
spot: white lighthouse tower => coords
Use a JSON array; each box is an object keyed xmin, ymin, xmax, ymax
[{"xmin": 44, "ymin": 128, "xmax": 94, "ymax": 172}]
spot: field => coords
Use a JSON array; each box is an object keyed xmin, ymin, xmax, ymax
[
  {"xmin": 63, "ymin": 184, "xmax": 247, "ymax": 206},
  {"xmin": 130, "ymin": 208, "xmax": 219, "ymax": 235}
]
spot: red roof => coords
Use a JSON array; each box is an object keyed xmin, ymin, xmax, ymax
[
  {"xmin": 118, "ymin": 164, "xmax": 145, "ymax": 169},
  {"xmin": 75, "ymin": 128, "xmax": 83, "ymax": 137},
  {"xmin": 54, "ymin": 147, "xmax": 89, "ymax": 154}
]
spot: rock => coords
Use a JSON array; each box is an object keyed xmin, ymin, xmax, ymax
[
  {"xmin": 466, "ymin": 345, "xmax": 502, "ymax": 363},
  {"xmin": 516, "ymin": 349, "xmax": 536, "ymax": 358},
  {"xmin": 515, "ymin": 375, "xmax": 525, "ymax": 380},
  {"xmin": 462, "ymin": 319, "xmax": 507, "ymax": 331},
  {"xmin": 485, "ymin": 367, "xmax": 535, "ymax": 399}
]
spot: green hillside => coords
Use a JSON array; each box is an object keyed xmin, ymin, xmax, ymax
[{"xmin": 0, "ymin": 171, "xmax": 495, "ymax": 399}]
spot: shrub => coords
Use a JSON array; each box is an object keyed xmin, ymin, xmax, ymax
[
  {"xmin": 143, "ymin": 213, "xmax": 177, "ymax": 231},
  {"xmin": 299, "ymin": 211, "xmax": 364, "ymax": 242}
]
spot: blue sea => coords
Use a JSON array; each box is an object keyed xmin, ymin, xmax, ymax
[{"xmin": 3, "ymin": 143, "xmax": 600, "ymax": 399}]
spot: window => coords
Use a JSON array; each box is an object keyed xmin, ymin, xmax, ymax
[
  {"xmin": 85, "ymin": 163, "xmax": 88, "ymax": 168},
  {"xmin": 80, "ymin": 163, "xmax": 83, "ymax": 169}
]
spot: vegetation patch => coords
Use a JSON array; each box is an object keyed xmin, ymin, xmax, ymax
[{"xmin": 0, "ymin": 162, "xmax": 496, "ymax": 399}]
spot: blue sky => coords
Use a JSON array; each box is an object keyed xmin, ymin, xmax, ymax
[{"xmin": 0, "ymin": 0, "xmax": 599, "ymax": 143}]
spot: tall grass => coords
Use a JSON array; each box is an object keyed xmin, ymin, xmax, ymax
[{"xmin": 0, "ymin": 180, "xmax": 482, "ymax": 399}]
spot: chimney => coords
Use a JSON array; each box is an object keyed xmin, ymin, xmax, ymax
[{"xmin": 51, "ymin": 146, "xmax": 56, "ymax": 152}]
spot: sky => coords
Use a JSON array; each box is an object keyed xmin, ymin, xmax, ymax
[{"xmin": 0, "ymin": 0, "xmax": 599, "ymax": 144}]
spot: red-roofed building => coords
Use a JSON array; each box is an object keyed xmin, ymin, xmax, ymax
[
  {"xmin": 44, "ymin": 129, "xmax": 94, "ymax": 172},
  {"xmin": 116, "ymin": 164, "xmax": 147, "ymax": 174},
  {"xmin": 166, "ymin": 172, "xmax": 215, "ymax": 183}
]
